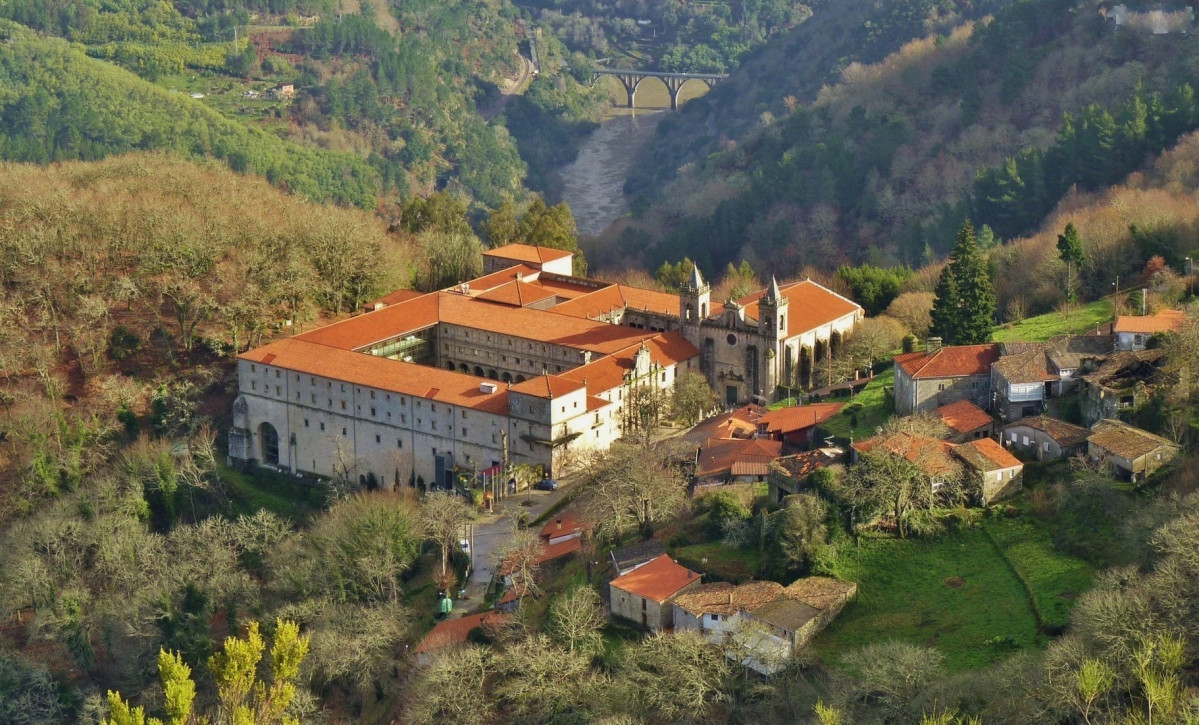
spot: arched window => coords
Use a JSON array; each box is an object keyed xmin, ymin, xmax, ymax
[
  {"xmin": 445, "ymin": 360, "xmax": 456, "ymax": 370},
  {"xmin": 460, "ymin": 363, "xmax": 470, "ymax": 373},
  {"xmin": 701, "ymin": 302, "xmax": 708, "ymax": 317},
  {"xmin": 502, "ymin": 372, "xmax": 513, "ymax": 383},
  {"xmin": 474, "ymin": 366, "xmax": 484, "ymax": 377},
  {"xmin": 516, "ymin": 375, "xmax": 526, "ymax": 383},
  {"xmin": 685, "ymin": 303, "xmax": 694, "ymax": 320},
  {"xmin": 488, "ymin": 369, "xmax": 498, "ymax": 380},
  {"xmin": 259, "ymin": 422, "xmax": 279, "ymax": 466}
]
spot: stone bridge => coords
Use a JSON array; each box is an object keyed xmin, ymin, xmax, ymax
[{"xmin": 590, "ymin": 68, "xmax": 726, "ymax": 109}]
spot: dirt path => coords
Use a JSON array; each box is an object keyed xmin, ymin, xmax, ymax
[{"xmin": 363, "ymin": 0, "xmax": 401, "ymax": 34}]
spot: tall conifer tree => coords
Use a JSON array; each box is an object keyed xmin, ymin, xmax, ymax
[{"xmin": 930, "ymin": 220, "xmax": 996, "ymax": 345}]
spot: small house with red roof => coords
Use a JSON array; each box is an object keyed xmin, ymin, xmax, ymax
[
  {"xmin": 1003, "ymin": 415, "xmax": 1091, "ymax": 461},
  {"xmin": 414, "ymin": 610, "xmax": 509, "ymax": 665},
  {"xmin": 951, "ymin": 437, "xmax": 1024, "ymax": 503},
  {"xmin": 609, "ymin": 554, "xmax": 701, "ymax": 631},
  {"xmin": 893, "ymin": 339, "xmax": 1001, "ymax": 415},
  {"xmin": 935, "ymin": 400, "xmax": 994, "ymax": 442},
  {"xmin": 755, "ymin": 402, "xmax": 844, "ymax": 446},
  {"xmin": 539, "ymin": 511, "xmax": 589, "ymax": 545}
]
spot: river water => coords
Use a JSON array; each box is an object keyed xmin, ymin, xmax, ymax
[{"xmin": 549, "ymin": 79, "xmax": 709, "ymax": 237}]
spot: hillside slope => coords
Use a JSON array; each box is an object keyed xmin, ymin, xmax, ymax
[{"xmin": 607, "ymin": 0, "xmax": 1199, "ymax": 277}]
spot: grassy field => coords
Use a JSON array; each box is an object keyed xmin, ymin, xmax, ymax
[
  {"xmin": 992, "ymin": 299, "xmax": 1114, "ymax": 342},
  {"xmin": 820, "ymin": 367, "xmax": 896, "ymax": 441},
  {"xmin": 812, "ymin": 528, "xmax": 1044, "ymax": 671},
  {"xmin": 218, "ymin": 462, "xmax": 329, "ymax": 522},
  {"xmin": 983, "ymin": 515, "xmax": 1094, "ymax": 631},
  {"xmin": 673, "ymin": 541, "xmax": 765, "ymax": 583}
]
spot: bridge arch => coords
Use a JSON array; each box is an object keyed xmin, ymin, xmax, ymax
[{"xmin": 591, "ymin": 68, "xmax": 726, "ymax": 110}]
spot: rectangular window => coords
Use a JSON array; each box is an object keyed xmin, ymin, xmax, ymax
[
  {"xmin": 320, "ymin": 422, "xmax": 326, "ymax": 431},
  {"xmin": 461, "ymin": 410, "xmax": 467, "ymax": 419},
  {"xmin": 402, "ymin": 414, "xmax": 407, "ymax": 423},
  {"xmin": 275, "ymin": 370, "xmax": 280, "ymax": 378},
  {"xmin": 432, "ymin": 421, "xmax": 438, "ymax": 431},
  {"xmin": 370, "ymin": 407, "xmax": 376, "ymax": 416},
  {"xmin": 341, "ymin": 428, "xmax": 347, "ymax": 436},
  {"xmin": 375, "ymin": 434, "xmax": 381, "ymax": 443},
  {"xmin": 275, "ymin": 386, "xmax": 280, "ymax": 395},
  {"xmin": 397, "ymin": 439, "xmax": 403, "ymax": 448},
  {"xmin": 341, "ymin": 401, "xmax": 346, "ymax": 410},
  {"xmin": 431, "ymin": 404, "xmax": 437, "ymax": 412},
  {"xmin": 340, "ymin": 384, "xmax": 346, "ymax": 392},
  {"xmin": 1043, "ymin": 442, "xmax": 1050, "ymax": 452},
  {"xmin": 370, "ymin": 390, "xmax": 376, "ymax": 399},
  {"xmin": 310, "ymin": 377, "xmax": 315, "ymax": 385},
  {"xmin": 462, "ymin": 428, "xmax": 467, "ymax": 436},
  {"xmin": 251, "ymin": 381, "xmax": 257, "ymax": 390},
  {"xmin": 251, "ymin": 365, "xmax": 256, "ymax": 372},
  {"xmin": 311, "ymin": 394, "xmax": 317, "ymax": 404},
  {"xmin": 304, "ymin": 419, "xmax": 309, "ymax": 427}
]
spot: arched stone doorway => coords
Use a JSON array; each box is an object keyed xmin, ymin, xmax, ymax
[{"xmin": 259, "ymin": 422, "xmax": 279, "ymax": 466}]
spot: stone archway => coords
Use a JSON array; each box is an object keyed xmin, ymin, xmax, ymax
[{"xmin": 259, "ymin": 422, "xmax": 279, "ymax": 466}]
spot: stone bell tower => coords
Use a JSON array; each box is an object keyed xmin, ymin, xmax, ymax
[
  {"xmin": 679, "ymin": 264, "xmax": 710, "ymax": 326},
  {"xmin": 757, "ymin": 276, "xmax": 789, "ymax": 397}
]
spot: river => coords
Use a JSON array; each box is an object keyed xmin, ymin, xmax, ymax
[{"xmin": 549, "ymin": 78, "xmax": 710, "ymax": 237}]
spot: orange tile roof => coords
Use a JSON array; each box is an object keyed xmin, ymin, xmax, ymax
[
  {"xmin": 498, "ymin": 536, "xmax": 582, "ymax": 576},
  {"xmin": 414, "ymin": 610, "xmax": 509, "ymax": 654},
  {"xmin": 528, "ymin": 275, "xmax": 604, "ymax": 299},
  {"xmin": 475, "ymin": 280, "xmax": 558, "ymax": 307},
  {"xmin": 1113, "ymin": 309, "xmax": 1187, "ymax": 334},
  {"xmin": 296, "ymin": 293, "xmax": 440, "ymax": 350},
  {"xmin": 776, "ymin": 448, "xmax": 842, "ymax": 478},
  {"xmin": 738, "ymin": 280, "xmax": 862, "ymax": 336},
  {"xmin": 509, "ymin": 374, "xmax": 586, "ymax": 399},
  {"xmin": 616, "ymin": 285, "xmax": 681, "ymax": 316},
  {"xmin": 696, "ymin": 437, "xmax": 782, "ymax": 477},
  {"xmin": 894, "ymin": 344, "xmax": 1001, "ymax": 379},
  {"xmin": 953, "ymin": 437, "xmax": 1022, "ymax": 471},
  {"xmin": 462, "ymin": 264, "xmax": 543, "ymax": 292},
  {"xmin": 483, "ymin": 243, "xmax": 573, "ymax": 264},
  {"xmin": 437, "ymin": 292, "xmax": 658, "ymax": 354},
  {"xmin": 936, "ymin": 400, "xmax": 993, "ymax": 434},
  {"xmin": 852, "ymin": 432, "xmax": 957, "ymax": 475},
  {"xmin": 560, "ymin": 333, "xmax": 700, "ymax": 396},
  {"xmin": 757, "ymin": 402, "xmax": 844, "ymax": 434},
  {"xmin": 539, "ymin": 511, "xmax": 589, "ymax": 540},
  {"xmin": 610, "ymin": 554, "xmax": 700, "ymax": 603},
  {"xmin": 550, "ymin": 285, "xmax": 629, "ymax": 319},
  {"xmin": 682, "ymin": 405, "xmax": 767, "ymax": 444},
  {"xmin": 365, "ymin": 288, "xmax": 424, "ymax": 309},
  {"xmin": 239, "ymin": 338, "xmax": 511, "ymax": 414}
]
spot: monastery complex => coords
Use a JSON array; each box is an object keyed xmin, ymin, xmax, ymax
[{"xmin": 228, "ymin": 244, "xmax": 862, "ymax": 485}]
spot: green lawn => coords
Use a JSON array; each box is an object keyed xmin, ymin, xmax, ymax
[
  {"xmin": 820, "ymin": 367, "xmax": 896, "ymax": 441},
  {"xmin": 218, "ymin": 462, "xmax": 329, "ymax": 522},
  {"xmin": 673, "ymin": 542, "xmax": 764, "ymax": 584},
  {"xmin": 992, "ymin": 299, "xmax": 1114, "ymax": 342},
  {"xmin": 812, "ymin": 528, "xmax": 1043, "ymax": 671},
  {"xmin": 983, "ymin": 516, "xmax": 1094, "ymax": 631}
]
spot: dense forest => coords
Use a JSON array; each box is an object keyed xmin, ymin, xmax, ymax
[{"xmin": 605, "ymin": 0, "xmax": 1199, "ymax": 279}]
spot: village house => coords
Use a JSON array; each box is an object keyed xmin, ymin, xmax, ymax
[
  {"xmin": 754, "ymin": 403, "xmax": 844, "ymax": 446},
  {"xmin": 1003, "ymin": 416, "xmax": 1091, "ymax": 461},
  {"xmin": 671, "ymin": 577, "xmax": 857, "ymax": 675},
  {"xmin": 229, "ymin": 244, "xmax": 861, "ymax": 484},
  {"xmin": 767, "ymin": 447, "xmax": 844, "ymax": 503},
  {"xmin": 851, "ymin": 432, "xmax": 960, "ymax": 489},
  {"xmin": 990, "ymin": 336, "xmax": 1114, "ymax": 422},
  {"xmin": 1113, "ymin": 309, "xmax": 1186, "ymax": 350},
  {"xmin": 694, "ymin": 436, "xmax": 784, "ymax": 482},
  {"xmin": 1087, "ymin": 419, "xmax": 1180, "ymax": 481},
  {"xmin": 413, "ymin": 610, "xmax": 509, "ymax": 665},
  {"xmin": 609, "ymin": 539, "xmax": 667, "ymax": 576},
  {"xmin": 893, "ymin": 339, "xmax": 1001, "ymax": 415},
  {"xmin": 935, "ymin": 399, "xmax": 994, "ymax": 442},
  {"xmin": 950, "ymin": 437, "xmax": 1024, "ymax": 504},
  {"xmin": 608, "ymin": 554, "xmax": 701, "ymax": 631},
  {"xmin": 538, "ymin": 511, "xmax": 589, "ymax": 545}
]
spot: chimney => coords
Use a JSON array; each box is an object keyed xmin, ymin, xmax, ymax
[
  {"xmin": 926, "ymin": 337, "xmax": 943, "ymax": 355},
  {"xmin": 556, "ymin": 519, "xmax": 562, "ymax": 530},
  {"xmin": 516, "ymin": 272, "xmax": 523, "ymax": 281}
]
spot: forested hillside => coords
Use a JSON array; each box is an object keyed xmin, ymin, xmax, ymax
[
  {"xmin": 0, "ymin": 20, "xmax": 381, "ymax": 207},
  {"xmin": 607, "ymin": 0, "xmax": 1199, "ymax": 277},
  {"xmin": 0, "ymin": 0, "xmax": 605, "ymax": 208}
]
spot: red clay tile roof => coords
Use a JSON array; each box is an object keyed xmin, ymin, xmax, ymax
[
  {"xmin": 757, "ymin": 403, "xmax": 844, "ymax": 434},
  {"xmin": 475, "ymin": 280, "xmax": 558, "ymax": 307},
  {"xmin": 682, "ymin": 405, "xmax": 766, "ymax": 444},
  {"xmin": 936, "ymin": 400, "xmax": 993, "ymax": 434},
  {"xmin": 1113, "ymin": 309, "xmax": 1186, "ymax": 334},
  {"xmin": 463, "ymin": 264, "xmax": 543, "ymax": 292},
  {"xmin": 239, "ymin": 338, "xmax": 511, "ymax": 414},
  {"xmin": 483, "ymin": 243, "xmax": 573, "ymax": 265},
  {"xmin": 1003, "ymin": 416, "xmax": 1090, "ymax": 448},
  {"xmin": 696, "ymin": 437, "xmax": 782, "ymax": 477},
  {"xmin": 852, "ymin": 433, "xmax": 957, "ymax": 475},
  {"xmin": 414, "ymin": 611, "xmax": 509, "ymax": 654},
  {"xmin": 365, "ymin": 288, "xmax": 424, "ymax": 309},
  {"xmin": 550, "ymin": 285, "xmax": 628, "ymax": 319},
  {"xmin": 673, "ymin": 581, "xmax": 785, "ymax": 617},
  {"xmin": 609, "ymin": 554, "xmax": 700, "ymax": 603},
  {"xmin": 894, "ymin": 344, "xmax": 1001, "ymax": 379},
  {"xmin": 539, "ymin": 511, "xmax": 589, "ymax": 540},
  {"xmin": 510, "ymin": 374, "xmax": 586, "ymax": 399},
  {"xmin": 731, "ymin": 458, "xmax": 773, "ymax": 477},
  {"xmin": 296, "ymin": 293, "xmax": 440, "ymax": 350},
  {"xmin": 498, "ymin": 536, "xmax": 583, "ymax": 576},
  {"xmin": 560, "ymin": 333, "xmax": 700, "ymax": 396},
  {"xmin": 738, "ymin": 280, "xmax": 862, "ymax": 336},
  {"xmin": 953, "ymin": 437, "xmax": 1022, "ymax": 472},
  {"xmin": 617, "ymin": 285, "xmax": 682, "ymax": 316}
]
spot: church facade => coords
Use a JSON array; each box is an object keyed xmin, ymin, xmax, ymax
[{"xmin": 228, "ymin": 245, "xmax": 861, "ymax": 486}]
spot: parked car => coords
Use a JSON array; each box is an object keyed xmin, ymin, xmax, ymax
[{"xmin": 533, "ymin": 478, "xmax": 559, "ymax": 491}]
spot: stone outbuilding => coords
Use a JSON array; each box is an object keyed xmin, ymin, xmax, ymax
[
  {"xmin": 1087, "ymin": 419, "xmax": 1180, "ymax": 481},
  {"xmin": 1003, "ymin": 416, "xmax": 1091, "ymax": 461},
  {"xmin": 935, "ymin": 399, "xmax": 995, "ymax": 442},
  {"xmin": 893, "ymin": 340, "xmax": 1000, "ymax": 415},
  {"xmin": 951, "ymin": 437, "xmax": 1024, "ymax": 504},
  {"xmin": 608, "ymin": 554, "xmax": 701, "ymax": 631}
]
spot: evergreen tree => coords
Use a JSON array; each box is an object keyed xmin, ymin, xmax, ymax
[
  {"xmin": 1057, "ymin": 222, "xmax": 1085, "ymax": 318},
  {"xmin": 930, "ymin": 220, "xmax": 996, "ymax": 345}
]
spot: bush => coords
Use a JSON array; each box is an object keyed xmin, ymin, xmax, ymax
[{"xmin": 107, "ymin": 325, "xmax": 141, "ymax": 361}]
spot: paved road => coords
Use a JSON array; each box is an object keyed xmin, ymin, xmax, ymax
[{"xmin": 453, "ymin": 484, "xmax": 571, "ymax": 614}]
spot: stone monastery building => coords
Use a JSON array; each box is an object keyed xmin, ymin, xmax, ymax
[{"xmin": 228, "ymin": 244, "xmax": 861, "ymax": 486}]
